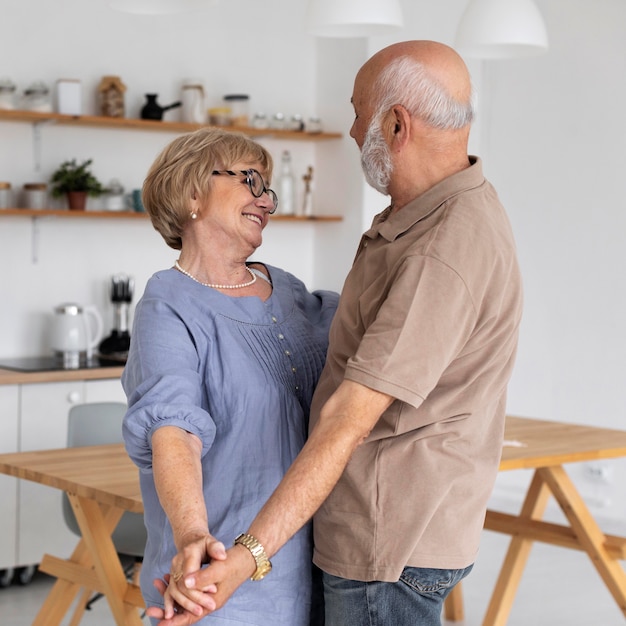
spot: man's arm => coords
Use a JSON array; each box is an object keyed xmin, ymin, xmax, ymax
[{"xmin": 184, "ymin": 379, "xmax": 394, "ymax": 607}]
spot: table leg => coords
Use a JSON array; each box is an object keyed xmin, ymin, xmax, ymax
[
  {"xmin": 69, "ymin": 493, "xmax": 145, "ymax": 626},
  {"xmin": 483, "ymin": 471, "xmax": 552, "ymax": 626},
  {"xmin": 32, "ymin": 504, "xmax": 124, "ymax": 626},
  {"xmin": 444, "ymin": 581, "xmax": 464, "ymax": 621},
  {"xmin": 540, "ymin": 466, "xmax": 626, "ymax": 616}
]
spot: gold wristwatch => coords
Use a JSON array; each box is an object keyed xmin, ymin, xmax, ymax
[{"xmin": 234, "ymin": 533, "xmax": 272, "ymax": 581}]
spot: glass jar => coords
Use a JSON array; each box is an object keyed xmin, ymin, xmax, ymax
[
  {"xmin": 0, "ymin": 182, "xmax": 12, "ymax": 209},
  {"xmin": 307, "ymin": 116, "xmax": 323, "ymax": 134},
  {"xmin": 223, "ymin": 94, "xmax": 249, "ymax": 127},
  {"xmin": 289, "ymin": 114, "xmax": 305, "ymax": 132},
  {"xmin": 208, "ymin": 107, "xmax": 232, "ymax": 126},
  {"xmin": 22, "ymin": 81, "xmax": 52, "ymax": 112},
  {"xmin": 0, "ymin": 79, "xmax": 17, "ymax": 110},
  {"xmin": 181, "ymin": 82, "xmax": 206, "ymax": 124},
  {"xmin": 22, "ymin": 183, "xmax": 48, "ymax": 209},
  {"xmin": 104, "ymin": 179, "xmax": 126, "ymax": 211},
  {"xmin": 251, "ymin": 112, "xmax": 269, "ymax": 130},
  {"xmin": 270, "ymin": 112, "xmax": 286, "ymax": 130}
]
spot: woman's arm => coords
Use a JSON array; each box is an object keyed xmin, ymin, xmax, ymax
[{"xmin": 152, "ymin": 426, "xmax": 226, "ymax": 618}]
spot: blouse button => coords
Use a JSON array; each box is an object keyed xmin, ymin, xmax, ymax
[
  {"xmin": 271, "ymin": 316, "xmax": 277, "ymax": 323},
  {"xmin": 292, "ymin": 366, "xmax": 297, "ymax": 373},
  {"xmin": 278, "ymin": 333, "xmax": 284, "ymax": 340},
  {"xmin": 285, "ymin": 350, "xmax": 291, "ymax": 356}
]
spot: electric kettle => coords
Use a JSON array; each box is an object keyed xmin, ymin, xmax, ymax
[{"xmin": 50, "ymin": 303, "xmax": 104, "ymax": 369}]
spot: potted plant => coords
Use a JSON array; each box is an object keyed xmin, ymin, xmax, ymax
[{"xmin": 50, "ymin": 159, "xmax": 105, "ymax": 211}]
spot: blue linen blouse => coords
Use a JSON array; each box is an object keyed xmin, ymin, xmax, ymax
[{"xmin": 122, "ymin": 264, "xmax": 338, "ymax": 625}]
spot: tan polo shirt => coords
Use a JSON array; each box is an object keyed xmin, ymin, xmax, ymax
[{"xmin": 310, "ymin": 157, "xmax": 523, "ymax": 582}]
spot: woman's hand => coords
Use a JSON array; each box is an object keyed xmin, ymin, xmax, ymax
[
  {"xmin": 145, "ymin": 544, "xmax": 255, "ymax": 626},
  {"xmin": 162, "ymin": 530, "xmax": 227, "ymax": 619}
]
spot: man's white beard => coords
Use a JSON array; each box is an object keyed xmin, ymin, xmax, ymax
[{"xmin": 361, "ymin": 116, "xmax": 393, "ymax": 196}]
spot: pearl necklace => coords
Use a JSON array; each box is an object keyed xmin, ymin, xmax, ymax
[{"xmin": 174, "ymin": 260, "xmax": 257, "ymax": 289}]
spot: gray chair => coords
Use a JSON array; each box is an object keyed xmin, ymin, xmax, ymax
[{"xmin": 62, "ymin": 402, "xmax": 146, "ymax": 619}]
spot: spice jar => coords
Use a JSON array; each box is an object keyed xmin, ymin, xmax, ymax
[
  {"xmin": 0, "ymin": 182, "xmax": 12, "ymax": 209},
  {"xmin": 251, "ymin": 112, "xmax": 269, "ymax": 130},
  {"xmin": 22, "ymin": 82, "xmax": 52, "ymax": 112},
  {"xmin": 208, "ymin": 107, "xmax": 232, "ymax": 126},
  {"xmin": 0, "ymin": 79, "xmax": 17, "ymax": 110},
  {"xmin": 307, "ymin": 116, "xmax": 323, "ymax": 134},
  {"xmin": 22, "ymin": 183, "xmax": 48, "ymax": 209},
  {"xmin": 223, "ymin": 94, "xmax": 250, "ymax": 127}
]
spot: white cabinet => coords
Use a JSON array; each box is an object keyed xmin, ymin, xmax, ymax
[
  {"xmin": 0, "ymin": 386, "xmax": 19, "ymax": 570},
  {"xmin": 15, "ymin": 378, "xmax": 126, "ymax": 567}
]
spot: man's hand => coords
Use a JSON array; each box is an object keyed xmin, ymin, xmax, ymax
[{"xmin": 145, "ymin": 544, "xmax": 256, "ymax": 626}]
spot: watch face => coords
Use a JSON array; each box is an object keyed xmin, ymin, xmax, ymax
[{"xmin": 251, "ymin": 561, "xmax": 272, "ymax": 581}]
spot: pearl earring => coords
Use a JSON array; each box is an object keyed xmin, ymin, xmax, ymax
[{"xmin": 191, "ymin": 211, "xmax": 198, "ymax": 220}]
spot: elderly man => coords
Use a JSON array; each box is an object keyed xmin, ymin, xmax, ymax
[{"xmin": 153, "ymin": 39, "xmax": 523, "ymax": 626}]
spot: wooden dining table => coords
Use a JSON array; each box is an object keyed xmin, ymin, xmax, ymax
[
  {"xmin": 1, "ymin": 415, "xmax": 626, "ymax": 625},
  {"xmin": 0, "ymin": 443, "xmax": 145, "ymax": 626},
  {"xmin": 444, "ymin": 414, "xmax": 626, "ymax": 625}
]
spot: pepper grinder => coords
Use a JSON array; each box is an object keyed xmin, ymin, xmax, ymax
[{"xmin": 98, "ymin": 274, "xmax": 134, "ymax": 361}]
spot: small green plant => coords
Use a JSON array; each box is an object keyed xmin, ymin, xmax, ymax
[{"xmin": 50, "ymin": 159, "xmax": 105, "ymax": 197}]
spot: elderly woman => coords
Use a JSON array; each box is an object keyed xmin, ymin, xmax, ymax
[{"xmin": 122, "ymin": 128, "xmax": 337, "ymax": 625}]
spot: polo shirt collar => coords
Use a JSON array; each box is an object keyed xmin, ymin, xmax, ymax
[{"xmin": 365, "ymin": 156, "xmax": 483, "ymax": 242}]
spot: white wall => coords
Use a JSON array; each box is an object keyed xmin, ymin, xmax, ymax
[
  {"xmin": 2, "ymin": 0, "xmax": 626, "ymax": 528},
  {"xmin": 0, "ymin": 0, "xmax": 361, "ymax": 357}
]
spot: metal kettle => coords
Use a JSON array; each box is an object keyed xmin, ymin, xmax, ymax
[{"xmin": 50, "ymin": 303, "xmax": 104, "ymax": 368}]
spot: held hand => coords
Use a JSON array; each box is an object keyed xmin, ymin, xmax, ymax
[
  {"xmin": 182, "ymin": 544, "xmax": 256, "ymax": 612},
  {"xmin": 145, "ymin": 576, "xmax": 208, "ymax": 626},
  {"xmin": 161, "ymin": 533, "xmax": 228, "ymax": 620},
  {"xmin": 146, "ymin": 545, "xmax": 256, "ymax": 625}
]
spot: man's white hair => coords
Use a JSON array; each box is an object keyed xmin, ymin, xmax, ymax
[{"xmin": 372, "ymin": 55, "xmax": 476, "ymax": 130}]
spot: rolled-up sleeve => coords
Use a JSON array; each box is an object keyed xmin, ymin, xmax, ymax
[{"xmin": 122, "ymin": 294, "xmax": 217, "ymax": 469}]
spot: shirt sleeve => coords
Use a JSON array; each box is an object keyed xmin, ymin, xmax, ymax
[
  {"xmin": 344, "ymin": 254, "xmax": 477, "ymax": 409},
  {"xmin": 122, "ymin": 292, "xmax": 217, "ymax": 470}
]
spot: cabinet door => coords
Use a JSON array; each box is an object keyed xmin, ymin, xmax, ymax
[
  {"xmin": 84, "ymin": 378, "xmax": 126, "ymax": 404},
  {"xmin": 17, "ymin": 381, "xmax": 84, "ymax": 566},
  {"xmin": 0, "ymin": 385, "xmax": 19, "ymax": 569}
]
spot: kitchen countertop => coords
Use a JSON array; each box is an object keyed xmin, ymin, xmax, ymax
[{"xmin": 0, "ymin": 365, "xmax": 124, "ymax": 385}]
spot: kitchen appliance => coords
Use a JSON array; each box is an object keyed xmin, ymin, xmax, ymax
[
  {"xmin": 98, "ymin": 274, "xmax": 134, "ymax": 361},
  {"xmin": 50, "ymin": 303, "xmax": 104, "ymax": 369},
  {"xmin": 140, "ymin": 93, "xmax": 181, "ymax": 120}
]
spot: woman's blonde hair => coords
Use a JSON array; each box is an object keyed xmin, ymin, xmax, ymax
[{"xmin": 142, "ymin": 127, "xmax": 274, "ymax": 250}]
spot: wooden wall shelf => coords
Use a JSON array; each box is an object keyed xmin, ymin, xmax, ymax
[{"xmin": 0, "ymin": 109, "xmax": 342, "ymax": 141}]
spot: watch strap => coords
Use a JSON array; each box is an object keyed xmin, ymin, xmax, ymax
[{"xmin": 234, "ymin": 532, "xmax": 272, "ymax": 581}]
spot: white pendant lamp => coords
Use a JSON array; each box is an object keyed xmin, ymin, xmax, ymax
[
  {"xmin": 108, "ymin": 0, "xmax": 210, "ymax": 15},
  {"xmin": 455, "ymin": 0, "xmax": 549, "ymax": 59},
  {"xmin": 307, "ymin": 0, "xmax": 404, "ymax": 38}
]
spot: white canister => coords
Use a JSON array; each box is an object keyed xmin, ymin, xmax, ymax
[
  {"xmin": 56, "ymin": 79, "xmax": 82, "ymax": 115},
  {"xmin": 181, "ymin": 82, "xmax": 206, "ymax": 124}
]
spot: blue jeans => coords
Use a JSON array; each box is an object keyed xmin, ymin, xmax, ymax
[{"xmin": 323, "ymin": 564, "xmax": 473, "ymax": 626}]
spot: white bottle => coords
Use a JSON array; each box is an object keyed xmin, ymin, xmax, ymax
[{"xmin": 277, "ymin": 150, "xmax": 295, "ymax": 215}]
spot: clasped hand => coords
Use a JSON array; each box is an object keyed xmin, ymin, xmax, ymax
[{"xmin": 146, "ymin": 532, "xmax": 256, "ymax": 625}]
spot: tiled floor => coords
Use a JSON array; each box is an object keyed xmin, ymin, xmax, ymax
[{"xmin": 2, "ymin": 530, "xmax": 625, "ymax": 625}]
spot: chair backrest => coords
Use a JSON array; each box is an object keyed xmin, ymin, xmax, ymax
[
  {"xmin": 67, "ymin": 402, "xmax": 128, "ymax": 447},
  {"xmin": 63, "ymin": 402, "xmax": 146, "ymax": 557}
]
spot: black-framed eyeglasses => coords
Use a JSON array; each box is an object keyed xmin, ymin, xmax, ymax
[{"xmin": 211, "ymin": 168, "xmax": 278, "ymax": 214}]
